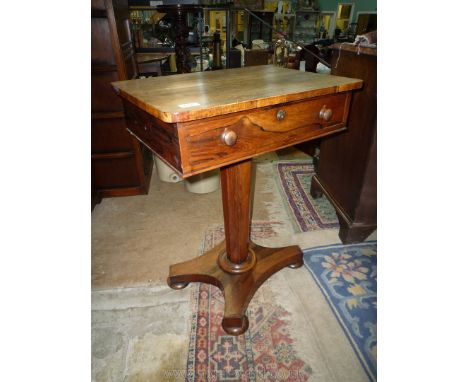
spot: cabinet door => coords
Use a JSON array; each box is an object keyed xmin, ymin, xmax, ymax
[
  {"xmin": 91, "ymin": 70, "xmax": 123, "ymax": 112},
  {"xmin": 92, "ymin": 117, "xmax": 134, "ymax": 154},
  {"xmin": 92, "ymin": 156, "xmax": 141, "ymax": 189}
]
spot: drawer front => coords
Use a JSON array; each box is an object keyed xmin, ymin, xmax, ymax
[
  {"xmin": 92, "ymin": 117, "xmax": 134, "ymax": 154},
  {"xmin": 123, "ymin": 100, "xmax": 183, "ymax": 173},
  {"xmin": 92, "ymin": 156, "xmax": 140, "ymax": 190},
  {"xmin": 92, "ymin": 70, "xmax": 123, "ymax": 112},
  {"xmin": 179, "ymin": 92, "xmax": 351, "ymax": 176}
]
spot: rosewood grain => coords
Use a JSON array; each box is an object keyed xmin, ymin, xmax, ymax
[
  {"xmin": 177, "ymin": 93, "xmax": 352, "ymax": 176},
  {"xmin": 220, "ymin": 160, "xmax": 253, "ymax": 266},
  {"xmin": 112, "ymin": 65, "xmax": 362, "ymax": 123}
]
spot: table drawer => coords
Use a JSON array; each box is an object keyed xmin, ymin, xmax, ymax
[{"xmin": 179, "ymin": 92, "xmax": 351, "ymax": 176}]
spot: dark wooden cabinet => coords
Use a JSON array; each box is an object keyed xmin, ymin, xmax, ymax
[
  {"xmin": 91, "ymin": 0, "xmax": 152, "ymax": 206},
  {"xmin": 310, "ymin": 43, "xmax": 377, "ymax": 243}
]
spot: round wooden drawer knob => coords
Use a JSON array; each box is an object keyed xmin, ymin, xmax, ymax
[
  {"xmin": 222, "ymin": 129, "xmax": 238, "ymax": 146},
  {"xmin": 319, "ymin": 106, "xmax": 333, "ymax": 122},
  {"xmin": 276, "ymin": 109, "xmax": 286, "ymax": 121}
]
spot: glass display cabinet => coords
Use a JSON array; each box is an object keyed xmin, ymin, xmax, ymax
[{"xmin": 292, "ymin": 10, "xmax": 320, "ymax": 44}]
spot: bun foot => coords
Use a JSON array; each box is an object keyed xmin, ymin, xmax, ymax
[
  {"xmin": 288, "ymin": 260, "xmax": 304, "ymax": 269},
  {"xmin": 167, "ymin": 279, "xmax": 190, "ymax": 290},
  {"xmin": 222, "ymin": 315, "xmax": 249, "ymax": 336}
]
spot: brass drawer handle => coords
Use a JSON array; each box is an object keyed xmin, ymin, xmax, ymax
[
  {"xmin": 319, "ymin": 106, "xmax": 333, "ymax": 122},
  {"xmin": 276, "ymin": 110, "xmax": 286, "ymax": 121},
  {"xmin": 221, "ymin": 129, "xmax": 237, "ymax": 146}
]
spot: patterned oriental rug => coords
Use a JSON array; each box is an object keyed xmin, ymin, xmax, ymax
[
  {"xmin": 276, "ymin": 161, "xmax": 339, "ymax": 232},
  {"xmin": 303, "ymin": 242, "xmax": 377, "ymax": 381},
  {"xmin": 186, "ymin": 223, "xmax": 313, "ymax": 382}
]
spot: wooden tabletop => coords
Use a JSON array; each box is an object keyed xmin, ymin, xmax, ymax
[
  {"xmin": 112, "ymin": 65, "xmax": 362, "ymax": 123},
  {"xmin": 136, "ymin": 53, "xmax": 171, "ymax": 64}
]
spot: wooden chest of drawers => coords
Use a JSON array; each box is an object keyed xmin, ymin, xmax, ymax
[
  {"xmin": 311, "ymin": 44, "xmax": 377, "ymax": 243},
  {"xmin": 91, "ymin": 0, "xmax": 153, "ymax": 208}
]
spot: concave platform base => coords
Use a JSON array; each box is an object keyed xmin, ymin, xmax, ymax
[{"xmin": 167, "ymin": 239, "xmax": 303, "ymax": 335}]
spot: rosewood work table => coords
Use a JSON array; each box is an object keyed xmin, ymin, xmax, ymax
[{"xmin": 112, "ymin": 66, "xmax": 362, "ymax": 335}]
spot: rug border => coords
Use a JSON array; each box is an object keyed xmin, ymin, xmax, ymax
[
  {"xmin": 274, "ymin": 160, "xmax": 340, "ymax": 232},
  {"xmin": 271, "ymin": 161, "xmax": 303, "ymax": 233}
]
